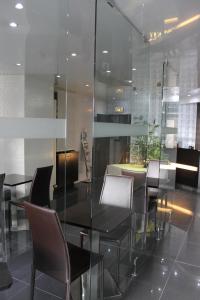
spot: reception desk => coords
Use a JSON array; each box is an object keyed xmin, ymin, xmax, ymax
[{"xmin": 107, "ymin": 160, "xmax": 199, "ymax": 189}]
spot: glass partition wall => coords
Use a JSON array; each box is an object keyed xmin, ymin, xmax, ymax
[
  {"xmin": 0, "ymin": 0, "xmax": 68, "ymax": 296},
  {"xmin": 93, "ymin": 0, "xmax": 150, "ymax": 179},
  {"xmin": 0, "ymin": 0, "xmax": 178, "ymax": 299},
  {"xmin": 92, "ymin": 0, "xmax": 151, "ymax": 297},
  {"xmin": 0, "ymin": 0, "xmax": 96, "ymax": 299}
]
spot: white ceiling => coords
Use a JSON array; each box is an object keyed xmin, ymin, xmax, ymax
[
  {"xmin": 0, "ymin": 0, "xmax": 200, "ymax": 95},
  {"xmin": 115, "ymin": 0, "xmax": 200, "ymax": 50}
]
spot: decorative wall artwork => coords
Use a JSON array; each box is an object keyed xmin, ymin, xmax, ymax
[{"xmin": 81, "ymin": 130, "xmax": 91, "ymax": 182}]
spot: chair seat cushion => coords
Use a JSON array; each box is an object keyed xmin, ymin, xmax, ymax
[
  {"xmin": 148, "ymin": 187, "xmax": 166, "ymax": 200},
  {"xmin": 148, "ymin": 187, "xmax": 159, "ymax": 199},
  {"xmin": 67, "ymin": 242, "xmax": 102, "ymax": 282}
]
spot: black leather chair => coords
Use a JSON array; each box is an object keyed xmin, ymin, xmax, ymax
[
  {"xmin": 24, "ymin": 202, "xmax": 103, "ymax": 300},
  {"xmin": 8, "ymin": 165, "xmax": 53, "ymax": 231},
  {"xmin": 0, "ymin": 173, "xmax": 13, "ymax": 290}
]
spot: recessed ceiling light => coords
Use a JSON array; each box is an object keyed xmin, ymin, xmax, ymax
[
  {"xmin": 85, "ymin": 84, "xmax": 90, "ymax": 87},
  {"xmin": 132, "ymin": 67, "xmax": 136, "ymax": 71},
  {"xmin": 16, "ymin": 63, "xmax": 21, "ymax": 66},
  {"xmin": 66, "ymin": 13, "xmax": 70, "ymax": 17},
  {"xmin": 56, "ymin": 74, "xmax": 61, "ymax": 78},
  {"xmin": 187, "ymin": 94, "xmax": 191, "ymax": 97},
  {"xmin": 71, "ymin": 53, "xmax": 77, "ymax": 57},
  {"xmin": 9, "ymin": 22, "xmax": 18, "ymax": 28},
  {"xmin": 102, "ymin": 50, "xmax": 109, "ymax": 54},
  {"xmin": 128, "ymin": 80, "xmax": 132, "ymax": 83},
  {"xmin": 106, "ymin": 70, "xmax": 111, "ymax": 73},
  {"xmin": 15, "ymin": 3, "xmax": 23, "ymax": 9}
]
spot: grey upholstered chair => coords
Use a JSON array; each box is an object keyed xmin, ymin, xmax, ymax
[
  {"xmin": 24, "ymin": 202, "xmax": 102, "ymax": 300},
  {"xmin": 146, "ymin": 159, "xmax": 168, "ymax": 208},
  {"xmin": 81, "ymin": 175, "xmax": 134, "ymax": 283},
  {"xmin": 121, "ymin": 170, "xmax": 146, "ymax": 191},
  {"xmin": 147, "ymin": 160, "xmax": 170, "ymax": 240},
  {"xmin": 99, "ymin": 174, "xmax": 134, "ymax": 209},
  {"xmin": 146, "ymin": 160, "xmax": 160, "ymax": 198},
  {"xmin": 100, "ymin": 175, "xmax": 134, "ymax": 282},
  {"xmin": 119, "ymin": 169, "xmax": 158, "ymax": 249}
]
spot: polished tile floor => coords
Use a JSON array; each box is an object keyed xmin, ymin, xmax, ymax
[{"xmin": 1, "ymin": 185, "xmax": 200, "ymax": 299}]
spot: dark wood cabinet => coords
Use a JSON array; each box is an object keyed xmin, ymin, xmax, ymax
[
  {"xmin": 56, "ymin": 150, "xmax": 79, "ymax": 189},
  {"xmin": 176, "ymin": 148, "xmax": 199, "ymax": 188},
  {"xmin": 96, "ymin": 113, "xmax": 131, "ymax": 124}
]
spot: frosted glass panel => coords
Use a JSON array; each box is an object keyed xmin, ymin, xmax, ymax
[
  {"xmin": 94, "ymin": 122, "xmax": 148, "ymax": 138},
  {"xmin": 0, "ymin": 118, "xmax": 66, "ymax": 139}
]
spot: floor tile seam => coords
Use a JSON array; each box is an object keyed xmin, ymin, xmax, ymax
[
  {"xmin": 8, "ymin": 283, "xmax": 29, "ymax": 300},
  {"xmin": 174, "ymin": 216, "xmax": 194, "ymax": 262},
  {"xmin": 12, "ymin": 276, "xmax": 31, "ymax": 286},
  {"xmin": 158, "ymin": 216, "xmax": 194, "ymax": 299},
  {"xmin": 13, "ymin": 276, "xmax": 63, "ymax": 299},
  {"xmin": 136, "ymin": 251, "xmax": 176, "ymax": 263},
  {"xmin": 175, "ymin": 259, "xmax": 200, "ymax": 269},
  {"xmin": 12, "ymin": 271, "xmax": 44, "ymax": 286},
  {"xmin": 182, "ymin": 240, "xmax": 200, "ymax": 247},
  {"xmin": 158, "ymin": 264, "xmax": 173, "ymax": 300},
  {"xmin": 34, "ymin": 286, "xmax": 63, "ymax": 299}
]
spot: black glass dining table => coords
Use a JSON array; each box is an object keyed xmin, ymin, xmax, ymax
[
  {"xmin": 4, "ymin": 174, "xmax": 33, "ymax": 230},
  {"xmin": 59, "ymin": 200, "xmax": 132, "ymax": 299},
  {"xmin": 58, "ymin": 183, "xmax": 169, "ymax": 299}
]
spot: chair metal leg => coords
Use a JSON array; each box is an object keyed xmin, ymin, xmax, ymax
[
  {"xmin": 80, "ymin": 233, "xmax": 84, "ymax": 248},
  {"xmin": 80, "ymin": 230, "xmax": 88, "ymax": 248},
  {"xmin": 116, "ymin": 242, "xmax": 121, "ymax": 284},
  {"xmin": 156, "ymin": 225, "xmax": 161, "ymax": 241},
  {"xmin": 99, "ymin": 259, "xmax": 104, "ymax": 300},
  {"xmin": 142, "ymin": 213, "xmax": 148, "ymax": 248},
  {"xmin": 128, "ymin": 231, "xmax": 132, "ymax": 262},
  {"xmin": 65, "ymin": 281, "xmax": 70, "ymax": 300},
  {"xmin": 8, "ymin": 202, "xmax": 11, "ymax": 232},
  {"xmin": 132, "ymin": 256, "xmax": 139, "ymax": 277},
  {"xmin": 30, "ymin": 265, "xmax": 36, "ymax": 300}
]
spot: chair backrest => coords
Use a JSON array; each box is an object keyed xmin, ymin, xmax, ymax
[
  {"xmin": 0, "ymin": 174, "xmax": 5, "ymax": 203},
  {"xmin": 99, "ymin": 175, "xmax": 134, "ymax": 210},
  {"xmin": 146, "ymin": 160, "xmax": 160, "ymax": 188},
  {"xmin": 0, "ymin": 174, "xmax": 6, "ymax": 261},
  {"xmin": 24, "ymin": 201, "xmax": 70, "ymax": 288},
  {"xmin": 30, "ymin": 166, "xmax": 53, "ymax": 207},
  {"xmin": 121, "ymin": 170, "xmax": 146, "ymax": 191}
]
